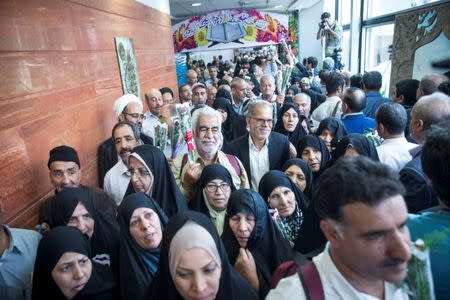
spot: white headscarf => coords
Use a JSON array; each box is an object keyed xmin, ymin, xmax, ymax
[{"xmin": 113, "ymin": 94, "xmax": 143, "ymax": 119}]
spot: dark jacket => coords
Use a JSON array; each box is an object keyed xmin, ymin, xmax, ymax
[
  {"xmin": 400, "ymin": 148, "xmax": 438, "ymax": 213},
  {"xmin": 224, "ymin": 132, "xmax": 290, "ymax": 189}
]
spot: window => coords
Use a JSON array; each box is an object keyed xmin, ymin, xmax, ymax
[
  {"xmin": 361, "ymin": 23, "xmax": 394, "ymax": 95},
  {"xmin": 342, "ymin": 30, "xmax": 351, "ymax": 71},
  {"xmin": 364, "ymin": 0, "xmax": 441, "ymax": 19},
  {"xmin": 339, "ymin": 0, "xmax": 352, "ymax": 24}
]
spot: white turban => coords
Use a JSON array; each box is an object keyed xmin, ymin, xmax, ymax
[{"xmin": 113, "ymin": 94, "xmax": 143, "ymax": 119}]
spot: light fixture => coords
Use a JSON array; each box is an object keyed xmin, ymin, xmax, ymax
[
  {"xmin": 274, "ymin": 5, "xmax": 283, "ymax": 8},
  {"xmin": 192, "ymin": 2, "xmax": 202, "ymax": 6}
]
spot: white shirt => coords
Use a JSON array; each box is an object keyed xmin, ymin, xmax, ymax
[
  {"xmin": 248, "ymin": 135, "xmax": 269, "ymax": 191},
  {"xmin": 266, "ymin": 250, "xmax": 409, "ymax": 300},
  {"xmin": 103, "ymin": 159, "xmax": 130, "ymax": 205},
  {"xmin": 311, "ymin": 95, "xmax": 342, "ymax": 122},
  {"xmin": 377, "ymin": 137, "xmax": 417, "ymax": 173},
  {"xmin": 142, "ymin": 111, "xmax": 160, "ymax": 139}
]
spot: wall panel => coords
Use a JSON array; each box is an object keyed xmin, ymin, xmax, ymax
[{"xmin": 0, "ymin": 0, "xmax": 177, "ymax": 226}]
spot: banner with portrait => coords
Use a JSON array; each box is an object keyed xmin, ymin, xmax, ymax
[{"xmin": 172, "ymin": 9, "xmax": 289, "ymax": 53}]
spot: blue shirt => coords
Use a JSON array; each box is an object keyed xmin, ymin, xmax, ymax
[
  {"xmin": 341, "ymin": 112, "xmax": 376, "ymax": 134},
  {"xmin": 0, "ymin": 226, "xmax": 41, "ymax": 300},
  {"xmin": 363, "ymin": 91, "xmax": 390, "ymax": 118},
  {"xmin": 409, "ymin": 211, "xmax": 450, "ymax": 300}
]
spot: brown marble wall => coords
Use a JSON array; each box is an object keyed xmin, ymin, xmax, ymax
[{"xmin": 0, "ymin": 0, "xmax": 177, "ymax": 227}]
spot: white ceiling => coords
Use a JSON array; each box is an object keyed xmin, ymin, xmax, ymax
[{"xmin": 169, "ymin": 0, "xmax": 320, "ymax": 22}]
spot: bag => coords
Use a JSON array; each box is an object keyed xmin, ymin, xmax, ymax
[{"xmin": 271, "ymin": 260, "xmax": 325, "ymax": 300}]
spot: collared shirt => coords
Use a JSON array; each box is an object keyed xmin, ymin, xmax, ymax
[
  {"xmin": 311, "ymin": 95, "xmax": 342, "ymax": 123},
  {"xmin": 103, "ymin": 159, "xmax": 131, "ymax": 205},
  {"xmin": 142, "ymin": 111, "xmax": 160, "ymax": 139},
  {"xmin": 172, "ymin": 149, "xmax": 249, "ymax": 201},
  {"xmin": 377, "ymin": 137, "xmax": 417, "ymax": 173},
  {"xmin": 267, "ymin": 249, "xmax": 408, "ymax": 300},
  {"xmin": 0, "ymin": 226, "xmax": 41, "ymax": 300},
  {"xmin": 231, "ymin": 96, "xmax": 246, "ymax": 115},
  {"xmin": 248, "ymin": 135, "xmax": 269, "ymax": 191}
]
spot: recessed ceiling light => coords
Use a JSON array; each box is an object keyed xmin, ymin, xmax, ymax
[
  {"xmin": 274, "ymin": 5, "xmax": 283, "ymax": 8},
  {"xmin": 192, "ymin": 2, "xmax": 202, "ymax": 6}
]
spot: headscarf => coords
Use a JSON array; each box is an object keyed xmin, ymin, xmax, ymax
[
  {"xmin": 125, "ymin": 144, "xmax": 187, "ymax": 217},
  {"xmin": 274, "ymin": 102, "xmax": 308, "ymax": 149},
  {"xmin": 189, "ymin": 164, "xmax": 236, "ymax": 235},
  {"xmin": 215, "ymin": 89, "xmax": 232, "ymax": 102},
  {"xmin": 146, "ymin": 211, "xmax": 258, "ymax": 300},
  {"xmin": 32, "ymin": 226, "xmax": 117, "ymax": 300},
  {"xmin": 316, "ymin": 117, "xmax": 348, "ymax": 150},
  {"xmin": 117, "ymin": 193, "xmax": 168, "ymax": 299},
  {"xmin": 287, "ymin": 85, "xmax": 300, "ymax": 96},
  {"xmin": 221, "ymin": 189, "xmax": 291, "ymax": 298},
  {"xmin": 334, "ymin": 133, "xmax": 380, "ymax": 163},
  {"xmin": 281, "ymin": 158, "xmax": 314, "ymax": 200},
  {"xmin": 212, "ymin": 97, "xmax": 247, "ymax": 143},
  {"xmin": 258, "ymin": 171, "xmax": 309, "ymax": 245},
  {"xmin": 296, "ymin": 135, "xmax": 332, "ymax": 180},
  {"xmin": 49, "ymin": 187, "xmax": 119, "ymax": 268}
]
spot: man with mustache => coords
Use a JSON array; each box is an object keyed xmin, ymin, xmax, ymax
[
  {"xmin": 103, "ymin": 121, "xmax": 141, "ymax": 205},
  {"xmin": 267, "ymin": 156, "xmax": 411, "ymax": 299},
  {"xmin": 225, "ymin": 101, "xmax": 290, "ymax": 190},
  {"xmin": 97, "ymin": 94, "xmax": 152, "ymax": 187},
  {"xmin": 171, "ymin": 106, "xmax": 249, "ymax": 202}
]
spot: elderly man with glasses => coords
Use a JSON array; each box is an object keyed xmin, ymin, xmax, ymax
[
  {"xmin": 224, "ymin": 100, "xmax": 291, "ymax": 190},
  {"xmin": 97, "ymin": 94, "xmax": 153, "ymax": 187}
]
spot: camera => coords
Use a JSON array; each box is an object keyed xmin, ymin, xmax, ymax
[
  {"xmin": 319, "ymin": 20, "xmax": 326, "ymax": 29},
  {"xmin": 319, "ymin": 12, "xmax": 331, "ymax": 30}
]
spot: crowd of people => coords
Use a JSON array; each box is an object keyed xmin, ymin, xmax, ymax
[{"xmin": 1, "ymin": 46, "xmax": 450, "ymax": 300}]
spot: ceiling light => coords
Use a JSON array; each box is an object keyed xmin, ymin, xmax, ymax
[
  {"xmin": 192, "ymin": 2, "xmax": 202, "ymax": 6},
  {"xmin": 274, "ymin": 5, "xmax": 283, "ymax": 8}
]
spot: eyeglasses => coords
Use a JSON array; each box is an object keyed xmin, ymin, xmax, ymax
[
  {"xmin": 124, "ymin": 113, "xmax": 146, "ymax": 120},
  {"xmin": 205, "ymin": 183, "xmax": 231, "ymax": 193},
  {"xmin": 250, "ymin": 117, "xmax": 273, "ymax": 125},
  {"xmin": 126, "ymin": 169, "xmax": 151, "ymax": 178}
]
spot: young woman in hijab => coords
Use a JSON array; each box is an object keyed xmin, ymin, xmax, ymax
[
  {"xmin": 49, "ymin": 187, "xmax": 119, "ymax": 269},
  {"xmin": 316, "ymin": 117, "xmax": 348, "ymax": 153},
  {"xmin": 146, "ymin": 211, "xmax": 258, "ymax": 300},
  {"xmin": 117, "ymin": 192, "xmax": 168, "ymax": 299},
  {"xmin": 274, "ymin": 102, "xmax": 308, "ymax": 156},
  {"xmin": 258, "ymin": 171, "xmax": 309, "ymax": 246},
  {"xmin": 189, "ymin": 164, "xmax": 236, "ymax": 235},
  {"xmin": 296, "ymin": 135, "xmax": 332, "ymax": 182},
  {"xmin": 333, "ymin": 133, "xmax": 380, "ymax": 163},
  {"xmin": 125, "ymin": 144, "xmax": 187, "ymax": 217},
  {"xmin": 221, "ymin": 189, "xmax": 291, "ymax": 298},
  {"xmin": 212, "ymin": 97, "xmax": 247, "ymax": 144},
  {"xmin": 215, "ymin": 88, "xmax": 232, "ymax": 102},
  {"xmin": 32, "ymin": 226, "xmax": 117, "ymax": 300},
  {"xmin": 281, "ymin": 158, "xmax": 313, "ymax": 200},
  {"xmin": 286, "ymin": 85, "xmax": 300, "ymax": 98}
]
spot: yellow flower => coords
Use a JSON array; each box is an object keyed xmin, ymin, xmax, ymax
[
  {"xmin": 243, "ymin": 25, "xmax": 257, "ymax": 41},
  {"xmin": 194, "ymin": 28, "xmax": 208, "ymax": 46}
]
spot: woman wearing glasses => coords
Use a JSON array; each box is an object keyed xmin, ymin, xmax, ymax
[
  {"xmin": 125, "ymin": 144, "xmax": 187, "ymax": 218},
  {"xmin": 189, "ymin": 164, "xmax": 236, "ymax": 235}
]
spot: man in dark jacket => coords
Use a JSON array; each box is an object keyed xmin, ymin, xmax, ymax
[
  {"xmin": 400, "ymin": 92, "xmax": 450, "ymax": 213},
  {"xmin": 362, "ymin": 71, "xmax": 390, "ymax": 118},
  {"xmin": 225, "ymin": 100, "xmax": 290, "ymax": 190}
]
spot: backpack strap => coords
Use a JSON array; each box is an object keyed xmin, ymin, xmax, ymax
[
  {"xmin": 225, "ymin": 153, "xmax": 241, "ymax": 177},
  {"xmin": 331, "ymin": 100, "xmax": 341, "ymax": 117},
  {"xmin": 298, "ymin": 262, "xmax": 325, "ymax": 300},
  {"xmin": 270, "ymin": 260, "xmax": 299, "ymax": 288}
]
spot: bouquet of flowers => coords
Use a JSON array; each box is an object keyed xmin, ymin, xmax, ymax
[
  {"xmin": 401, "ymin": 239, "xmax": 434, "ymax": 300},
  {"xmin": 154, "ymin": 117, "xmax": 168, "ymax": 154},
  {"xmin": 171, "ymin": 117, "xmax": 184, "ymax": 159},
  {"xmin": 176, "ymin": 103, "xmax": 195, "ymax": 163}
]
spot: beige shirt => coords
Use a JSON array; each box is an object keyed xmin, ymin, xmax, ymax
[
  {"xmin": 311, "ymin": 95, "xmax": 342, "ymax": 123},
  {"xmin": 248, "ymin": 135, "xmax": 269, "ymax": 191},
  {"xmin": 171, "ymin": 149, "xmax": 249, "ymax": 201}
]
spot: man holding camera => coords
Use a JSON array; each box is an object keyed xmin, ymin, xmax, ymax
[{"xmin": 317, "ymin": 12, "xmax": 342, "ymax": 68}]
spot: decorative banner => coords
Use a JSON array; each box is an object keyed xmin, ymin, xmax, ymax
[
  {"xmin": 172, "ymin": 9, "xmax": 289, "ymax": 53},
  {"xmin": 114, "ymin": 37, "xmax": 141, "ymax": 99}
]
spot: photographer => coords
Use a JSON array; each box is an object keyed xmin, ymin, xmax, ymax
[{"xmin": 316, "ymin": 12, "xmax": 342, "ymax": 67}]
